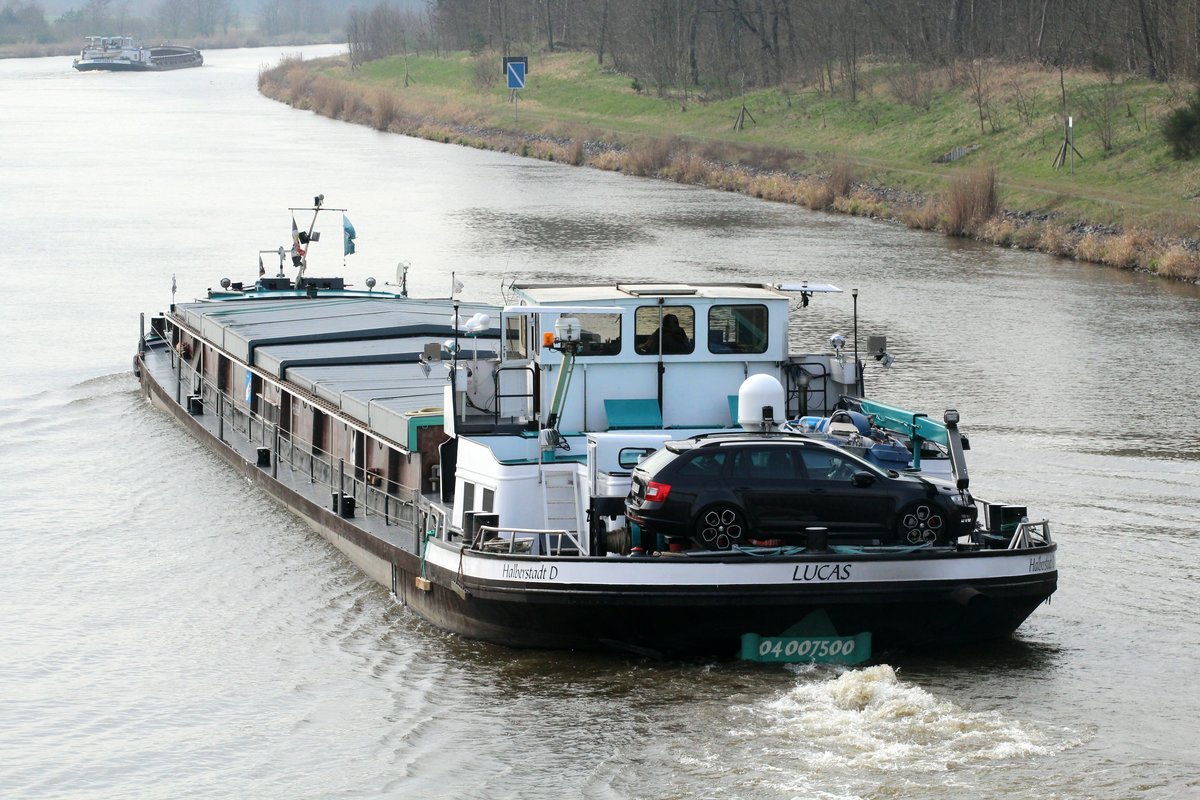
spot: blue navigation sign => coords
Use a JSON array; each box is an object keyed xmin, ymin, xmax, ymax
[{"xmin": 504, "ymin": 56, "xmax": 527, "ymax": 90}]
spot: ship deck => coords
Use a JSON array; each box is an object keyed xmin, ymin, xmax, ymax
[{"xmin": 140, "ymin": 343, "xmax": 436, "ymax": 555}]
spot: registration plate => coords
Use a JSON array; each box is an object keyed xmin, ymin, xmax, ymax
[{"xmin": 740, "ymin": 632, "xmax": 871, "ymax": 664}]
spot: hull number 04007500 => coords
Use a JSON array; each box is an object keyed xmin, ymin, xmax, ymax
[{"xmin": 740, "ymin": 632, "xmax": 872, "ymax": 664}]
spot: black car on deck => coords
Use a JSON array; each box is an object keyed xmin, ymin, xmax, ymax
[{"xmin": 625, "ymin": 433, "xmax": 977, "ymax": 550}]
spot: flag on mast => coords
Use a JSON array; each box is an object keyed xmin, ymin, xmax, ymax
[
  {"xmin": 258, "ymin": 255, "xmax": 265, "ymax": 277},
  {"xmin": 291, "ymin": 215, "xmax": 305, "ymax": 257},
  {"xmin": 343, "ymin": 214, "xmax": 356, "ymax": 256}
]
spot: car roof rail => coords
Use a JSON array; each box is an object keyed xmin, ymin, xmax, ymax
[{"xmin": 686, "ymin": 430, "xmax": 811, "ymax": 443}]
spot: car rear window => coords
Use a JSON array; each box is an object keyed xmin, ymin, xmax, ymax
[
  {"xmin": 637, "ymin": 447, "xmax": 680, "ymax": 475},
  {"xmin": 674, "ymin": 450, "xmax": 729, "ymax": 478}
]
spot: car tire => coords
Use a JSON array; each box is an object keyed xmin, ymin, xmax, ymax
[
  {"xmin": 693, "ymin": 504, "xmax": 746, "ymax": 550},
  {"xmin": 897, "ymin": 502, "xmax": 944, "ymax": 545}
]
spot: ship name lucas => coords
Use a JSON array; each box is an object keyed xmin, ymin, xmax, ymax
[
  {"xmin": 791, "ymin": 563, "xmax": 852, "ymax": 582},
  {"xmin": 502, "ymin": 563, "xmax": 559, "ymax": 581}
]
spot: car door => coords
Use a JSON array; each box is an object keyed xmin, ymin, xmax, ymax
[
  {"xmin": 729, "ymin": 445, "xmax": 817, "ymax": 533},
  {"xmin": 797, "ymin": 446, "xmax": 895, "ymax": 537}
]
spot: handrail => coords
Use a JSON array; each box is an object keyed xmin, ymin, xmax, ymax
[
  {"xmin": 471, "ymin": 525, "xmax": 579, "ymax": 556},
  {"xmin": 176, "ymin": 358, "xmax": 428, "ymax": 527},
  {"xmin": 1008, "ymin": 519, "xmax": 1053, "ymax": 550},
  {"xmin": 492, "ymin": 363, "xmax": 537, "ymax": 425},
  {"xmin": 787, "ymin": 360, "xmax": 830, "ymax": 418}
]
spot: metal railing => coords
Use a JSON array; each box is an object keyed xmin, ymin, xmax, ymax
[
  {"xmin": 470, "ymin": 525, "xmax": 580, "ymax": 556},
  {"xmin": 492, "ymin": 363, "xmax": 537, "ymax": 426},
  {"xmin": 1008, "ymin": 519, "xmax": 1053, "ymax": 550},
  {"xmin": 175, "ymin": 358, "xmax": 428, "ymax": 531},
  {"xmin": 786, "ymin": 360, "xmax": 832, "ymax": 418}
]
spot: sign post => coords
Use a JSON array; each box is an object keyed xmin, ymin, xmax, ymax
[{"xmin": 503, "ymin": 56, "xmax": 527, "ymax": 124}]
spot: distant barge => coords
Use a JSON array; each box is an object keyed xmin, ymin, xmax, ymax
[{"xmin": 73, "ymin": 36, "xmax": 202, "ymax": 72}]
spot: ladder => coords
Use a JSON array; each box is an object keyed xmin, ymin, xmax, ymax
[{"xmin": 542, "ymin": 470, "xmax": 582, "ymax": 555}]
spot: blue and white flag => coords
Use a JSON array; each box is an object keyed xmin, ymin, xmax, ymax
[{"xmin": 343, "ymin": 214, "xmax": 356, "ymax": 256}]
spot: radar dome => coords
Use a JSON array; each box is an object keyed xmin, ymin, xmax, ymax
[{"xmin": 737, "ymin": 374, "xmax": 785, "ymax": 431}]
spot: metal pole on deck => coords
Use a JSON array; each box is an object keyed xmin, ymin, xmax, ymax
[
  {"xmin": 217, "ymin": 393, "xmax": 224, "ymax": 442},
  {"xmin": 139, "ymin": 313, "xmax": 145, "ymax": 356},
  {"xmin": 851, "ymin": 288, "xmax": 862, "ymax": 396},
  {"xmin": 271, "ymin": 423, "xmax": 279, "ymax": 479},
  {"xmin": 338, "ymin": 457, "xmax": 345, "ymax": 514},
  {"xmin": 175, "ymin": 354, "xmax": 182, "ymax": 405}
]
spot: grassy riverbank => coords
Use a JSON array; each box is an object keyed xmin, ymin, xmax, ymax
[{"xmin": 259, "ymin": 50, "xmax": 1200, "ymax": 282}]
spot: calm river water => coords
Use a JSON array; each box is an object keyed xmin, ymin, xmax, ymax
[{"xmin": 2, "ymin": 46, "xmax": 1199, "ymax": 800}]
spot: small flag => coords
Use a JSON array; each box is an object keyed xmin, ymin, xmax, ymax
[
  {"xmin": 343, "ymin": 214, "xmax": 356, "ymax": 257},
  {"xmin": 291, "ymin": 215, "xmax": 305, "ymax": 257},
  {"xmin": 258, "ymin": 255, "xmax": 265, "ymax": 277},
  {"xmin": 171, "ymin": 274, "xmax": 176, "ymax": 295},
  {"xmin": 453, "ymin": 277, "xmax": 465, "ymax": 295}
]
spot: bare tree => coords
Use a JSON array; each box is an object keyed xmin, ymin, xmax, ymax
[{"xmin": 961, "ymin": 57, "xmax": 993, "ymax": 135}]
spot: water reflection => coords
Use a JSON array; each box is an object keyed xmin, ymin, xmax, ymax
[
  {"xmin": 648, "ymin": 206, "xmax": 798, "ymax": 232},
  {"xmin": 457, "ymin": 207, "xmax": 653, "ymax": 251}
]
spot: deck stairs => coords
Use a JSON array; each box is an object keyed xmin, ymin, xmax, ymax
[{"xmin": 542, "ymin": 469, "xmax": 582, "ymax": 555}]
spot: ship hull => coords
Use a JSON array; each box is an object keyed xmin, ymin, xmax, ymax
[
  {"xmin": 137, "ymin": 348, "xmax": 1055, "ymax": 658},
  {"xmin": 74, "ymin": 48, "xmax": 202, "ymax": 72}
]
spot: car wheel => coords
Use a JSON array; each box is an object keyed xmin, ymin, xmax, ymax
[
  {"xmin": 897, "ymin": 502, "xmax": 944, "ymax": 544},
  {"xmin": 694, "ymin": 504, "xmax": 746, "ymax": 550}
]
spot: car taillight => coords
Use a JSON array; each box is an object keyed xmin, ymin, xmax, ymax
[{"xmin": 645, "ymin": 480, "xmax": 671, "ymax": 502}]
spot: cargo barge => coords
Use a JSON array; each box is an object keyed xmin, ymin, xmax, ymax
[
  {"xmin": 132, "ymin": 197, "xmax": 1056, "ymax": 658},
  {"xmin": 74, "ymin": 36, "xmax": 203, "ymax": 71}
]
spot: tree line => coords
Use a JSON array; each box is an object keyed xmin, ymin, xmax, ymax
[
  {"xmin": 425, "ymin": 0, "xmax": 1200, "ymax": 95},
  {"xmin": 0, "ymin": 0, "xmax": 342, "ymax": 44}
]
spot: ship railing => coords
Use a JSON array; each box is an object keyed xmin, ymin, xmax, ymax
[
  {"xmin": 492, "ymin": 363, "xmax": 536, "ymax": 426},
  {"xmin": 785, "ymin": 359, "xmax": 832, "ymax": 418},
  {"xmin": 1007, "ymin": 519, "xmax": 1052, "ymax": 550},
  {"xmin": 470, "ymin": 525, "xmax": 579, "ymax": 556},
  {"xmin": 274, "ymin": 431, "xmax": 423, "ymax": 528},
  {"xmin": 178, "ymin": 361, "xmax": 427, "ymax": 530}
]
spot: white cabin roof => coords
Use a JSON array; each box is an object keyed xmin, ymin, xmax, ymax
[{"xmin": 512, "ymin": 282, "xmax": 794, "ymax": 305}]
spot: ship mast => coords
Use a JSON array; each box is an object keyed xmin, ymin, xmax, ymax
[{"xmin": 288, "ymin": 194, "xmax": 347, "ymax": 288}]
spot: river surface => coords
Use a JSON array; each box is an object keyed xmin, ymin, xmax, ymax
[{"xmin": 2, "ymin": 46, "xmax": 1199, "ymax": 800}]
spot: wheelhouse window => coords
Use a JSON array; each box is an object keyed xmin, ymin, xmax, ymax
[
  {"xmin": 635, "ymin": 306, "xmax": 695, "ymax": 355},
  {"xmin": 708, "ymin": 304, "xmax": 768, "ymax": 354},
  {"xmin": 618, "ymin": 447, "xmax": 657, "ymax": 470},
  {"xmin": 574, "ymin": 312, "xmax": 622, "ymax": 356}
]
